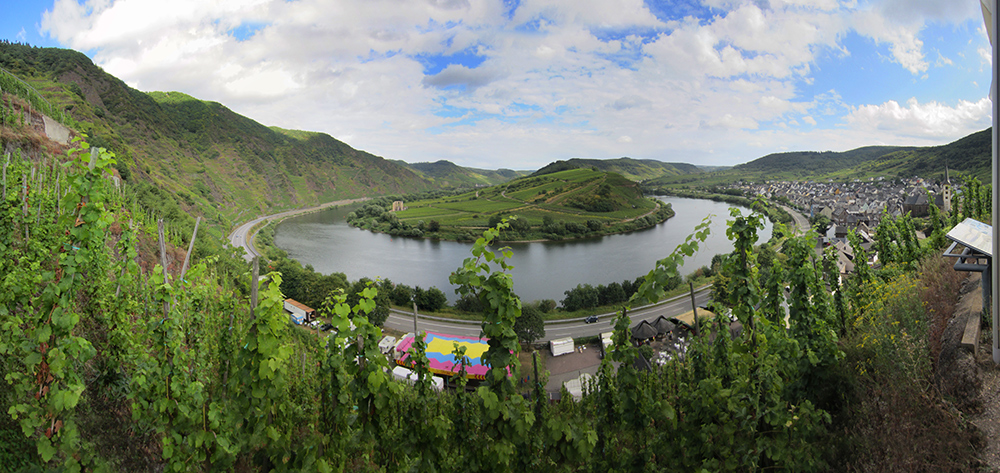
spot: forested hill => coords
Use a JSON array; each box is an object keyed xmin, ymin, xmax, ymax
[
  {"xmin": 0, "ymin": 43, "xmax": 432, "ymax": 222},
  {"xmin": 734, "ymin": 128, "xmax": 991, "ymax": 181},
  {"xmin": 395, "ymin": 159, "xmax": 529, "ymax": 188},
  {"xmin": 533, "ymin": 157, "xmax": 702, "ymax": 181}
]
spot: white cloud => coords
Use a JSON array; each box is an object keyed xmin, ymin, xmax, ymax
[
  {"xmin": 511, "ymin": 0, "xmax": 663, "ymax": 29},
  {"xmin": 844, "ymin": 97, "xmax": 991, "ymax": 138},
  {"xmin": 851, "ymin": 10, "xmax": 928, "ymax": 74},
  {"xmin": 33, "ymin": 0, "xmax": 993, "ymax": 170},
  {"xmin": 16, "ymin": 28, "xmax": 26, "ymax": 42}
]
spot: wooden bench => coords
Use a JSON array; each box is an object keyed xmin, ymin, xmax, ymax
[{"xmin": 961, "ymin": 312, "xmax": 981, "ymax": 353}]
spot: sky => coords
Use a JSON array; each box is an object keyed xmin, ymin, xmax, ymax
[{"xmin": 0, "ymin": 0, "xmax": 994, "ymax": 170}]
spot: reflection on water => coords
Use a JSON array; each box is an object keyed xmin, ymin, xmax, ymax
[{"xmin": 274, "ymin": 197, "xmax": 773, "ymax": 303}]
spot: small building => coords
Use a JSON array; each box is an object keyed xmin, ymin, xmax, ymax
[
  {"xmin": 283, "ymin": 299, "xmax": 316, "ymax": 324},
  {"xmin": 563, "ymin": 373, "xmax": 593, "ymax": 400},
  {"xmin": 550, "ymin": 337, "xmax": 575, "ymax": 357},
  {"xmin": 391, "ymin": 201, "xmax": 406, "ymax": 212},
  {"xmin": 378, "ymin": 335, "xmax": 398, "ymax": 355},
  {"xmin": 391, "ymin": 366, "xmax": 444, "ymax": 392},
  {"xmin": 600, "ymin": 332, "xmax": 613, "ymax": 358}
]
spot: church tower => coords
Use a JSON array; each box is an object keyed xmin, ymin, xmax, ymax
[{"xmin": 942, "ymin": 162, "xmax": 952, "ymax": 213}]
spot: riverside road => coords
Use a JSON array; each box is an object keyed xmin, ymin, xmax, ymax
[{"xmin": 384, "ymin": 287, "xmax": 711, "ymax": 342}]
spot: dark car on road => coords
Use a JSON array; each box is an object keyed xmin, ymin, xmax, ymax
[{"xmin": 584, "ymin": 315, "xmax": 599, "ymax": 324}]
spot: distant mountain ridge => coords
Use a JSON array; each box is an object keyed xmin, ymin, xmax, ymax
[
  {"xmin": 393, "ymin": 159, "xmax": 529, "ymax": 188},
  {"xmin": 533, "ymin": 157, "xmax": 702, "ymax": 181},
  {"xmin": 734, "ymin": 129, "xmax": 991, "ymax": 182}
]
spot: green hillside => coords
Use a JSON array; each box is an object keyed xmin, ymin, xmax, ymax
[
  {"xmin": 648, "ymin": 128, "xmax": 991, "ymax": 188},
  {"xmin": 351, "ymin": 167, "xmax": 672, "ymax": 241},
  {"xmin": 398, "ymin": 159, "xmax": 528, "ymax": 188},
  {"xmin": 733, "ymin": 129, "xmax": 990, "ymax": 182},
  {"xmin": 533, "ymin": 157, "xmax": 702, "ymax": 181},
  {"xmin": 0, "ymin": 44, "xmax": 432, "ymax": 228}
]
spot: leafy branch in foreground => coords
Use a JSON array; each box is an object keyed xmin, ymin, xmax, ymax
[{"xmin": 1, "ymin": 140, "xmax": 113, "ymax": 469}]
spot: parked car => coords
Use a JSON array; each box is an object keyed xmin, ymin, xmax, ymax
[
  {"xmin": 320, "ymin": 323, "xmax": 333, "ymax": 332},
  {"xmin": 584, "ymin": 315, "xmax": 599, "ymax": 324}
]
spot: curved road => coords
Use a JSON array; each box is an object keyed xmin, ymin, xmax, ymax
[
  {"xmin": 780, "ymin": 204, "xmax": 810, "ymax": 235},
  {"xmin": 228, "ymin": 198, "xmax": 369, "ymax": 261},
  {"xmin": 385, "ymin": 286, "xmax": 711, "ymax": 342}
]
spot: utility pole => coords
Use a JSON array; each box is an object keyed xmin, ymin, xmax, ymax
[
  {"xmin": 412, "ymin": 300, "xmax": 419, "ymax": 333},
  {"xmin": 689, "ymin": 282, "xmax": 700, "ymax": 337}
]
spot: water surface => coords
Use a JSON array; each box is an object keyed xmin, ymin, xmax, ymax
[{"xmin": 274, "ymin": 197, "xmax": 773, "ymax": 303}]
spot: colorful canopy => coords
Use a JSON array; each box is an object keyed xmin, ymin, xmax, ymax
[{"xmin": 395, "ymin": 331, "xmax": 493, "ymax": 380}]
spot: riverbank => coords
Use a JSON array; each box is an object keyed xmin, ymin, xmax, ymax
[
  {"xmin": 347, "ymin": 199, "xmax": 676, "ymax": 243},
  {"xmin": 228, "ymin": 197, "xmax": 370, "ymax": 259},
  {"xmin": 647, "ymin": 188, "xmax": 792, "ymax": 226}
]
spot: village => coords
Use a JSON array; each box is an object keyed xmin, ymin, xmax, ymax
[{"xmin": 724, "ymin": 174, "xmax": 956, "ymax": 272}]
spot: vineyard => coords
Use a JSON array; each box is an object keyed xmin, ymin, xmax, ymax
[
  {"xmin": 346, "ymin": 168, "xmax": 676, "ymax": 242},
  {"xmin": 0, "ymin": 138, "xmax": 986, "ymax": 471}
]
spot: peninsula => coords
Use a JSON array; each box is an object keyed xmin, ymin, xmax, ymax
[{"xmin": 346, "ymin": 168, "xmax": 674, "ymax": 241}]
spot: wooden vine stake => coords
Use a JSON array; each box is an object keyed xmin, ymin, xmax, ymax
[
  {"xmin": 250, "ymin": 256, "xmax": 259, "ymax": 322},
  {"xmin": 2, "ymin": 152, "xmax": 8, "ymax": 201},
  {"xmin": 114, "ymin": 220, "xmax": 134, "ymax": 299},
  {"xmin": 157, "ymin": 219, "xmax": 170, "ymax": 317},
  {"xmin": 179, "ymin": 216, "xmax": 201, "ymax": 283},
  {"xmin": 689, "ymin": 281, "xmax": 700, "ymax": 337}
]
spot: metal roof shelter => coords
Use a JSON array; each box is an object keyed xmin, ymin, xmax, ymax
[
  {"xmin": 631, "ymin": 320, "xmax": 658, "ymax": 341},
  {"xmin": 652, "ymin": 316, "xmax": 676, "ymax": 336},
  {"xmin": 943, "ymin": 218, "xmax": 992, "ymax": 330}
]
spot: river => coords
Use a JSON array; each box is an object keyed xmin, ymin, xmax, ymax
[{"xmin": 273, "ymin": 196, "xmax": 773, "ymax": 303}]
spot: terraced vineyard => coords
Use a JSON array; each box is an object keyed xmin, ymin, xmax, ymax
[{"xmin": 362, "ymin": 168, "xmax": 674, "ymax": 241}]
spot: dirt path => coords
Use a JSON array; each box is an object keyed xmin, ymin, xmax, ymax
[
  {"xmin": 941, "ymin": 274, "xmax": 1000, "ymax": 469},
  {"xmin": 966, "ymin": 280, "xmax": 1000, "ymax": 469},
  {"xmin": 974, "ymin": 365, "xmax": 1000, "ymax": 469}
]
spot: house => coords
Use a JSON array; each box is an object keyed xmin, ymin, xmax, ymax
[{"xmin": 902, "ymin": 193, "xmax": 930, "ymax": 217}]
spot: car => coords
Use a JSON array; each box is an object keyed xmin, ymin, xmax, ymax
[
  {"xmin": 320, "ymin": 323, "xmax": 333, "ymax": 331},
  {"xmin": 584, "ymin": 315, "xmax": 599, "ymax": 324}
]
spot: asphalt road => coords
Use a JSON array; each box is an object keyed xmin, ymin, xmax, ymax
[
  {"xmin": 384, "ymin": 286, "xmax": 711, "ymax": 341},
  {"xmin": 227, "ymin": 198, "xmax": 368, "ymax": 262},
  {"xmin": 780, "ymin": 204, "xmax": 810, "ymax": 235}
]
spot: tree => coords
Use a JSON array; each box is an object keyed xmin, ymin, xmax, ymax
[
  {"xmin": 390, "ymin": 283, "xmax": 414, "ymax": 306},
  {"xmin": 561, "ymin": 284, "xmax": 598, "ymax": 311},
  {"xmin": 508, "ymin": 215, "xmax": 531, "ymax": 232},
  {"xmin": 515, "ymin": 304, "xmax": 545, "ymax": 345},
  {"xmin": 488, "ymin": 214, "xmax": 504, "ymax": 228},
  {"xmin": 413, "ymin": 286, "xmax": 447, "ymax": 312},
  {"xmin": 537, "ymin": 299, "xmax": 556, "ymax": 313},
  {"xmin": 454, "ymin": 293, "xmax": 483, "ymax": 313},
  {"xmin": 598, "ymin": 282, "xmax": 627, "ymax": 306},
  {"xmin": 428, "ymin": 220, "xmax": 440, "ymax": 232},
  {"xmin": 347, "ymin": 278, "xmax": 390, "ymax": 326},
  {"xmin": 809, "ymin": 213, "xmax": 832, "ymax": 235}
]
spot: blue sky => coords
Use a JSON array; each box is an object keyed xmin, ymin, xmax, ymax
[{"xmin": 1, "ymin": 0, "xmax": 994, "ymax": 169}]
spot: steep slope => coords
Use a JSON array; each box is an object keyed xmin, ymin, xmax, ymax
[
  {"xmin": 0, "ymin": 43, "xmax": 432, "ymax": 225},
  {"xmin": 533, "ymin": 157, "xmax": 701, "ymax": 181}
]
